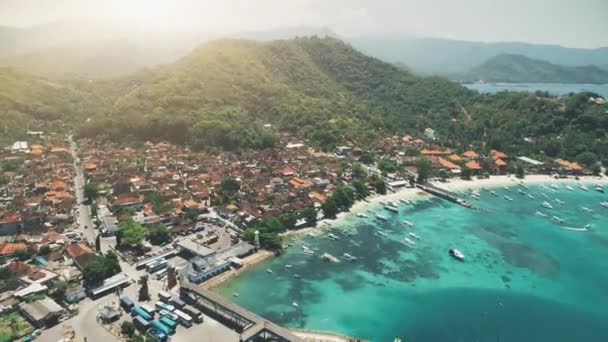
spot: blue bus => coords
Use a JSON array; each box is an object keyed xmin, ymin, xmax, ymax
[
  {"xmin": 159, "ymin": 317, "xmax": 178, "ymax": 332},
  {"xmin": 132, "ymin": 306, "xmax": 153, "ymax": 321},
  {"xmin": 148, "ymin": 329, "xmax": 168, "ymax": 342},
  {"xmin": 133, "ymin": 316, "xmax": 150, "ymax": 332},
  {"xmin": 150, "ymin": 320, "xmax": 171, "ymax": 336},
  {"xmin": 158, "ymin": 309, "xmax": 179, "ymax": 322}
]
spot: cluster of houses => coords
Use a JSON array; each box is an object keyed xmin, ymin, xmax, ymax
[{"xmin": 0, "ymin": 136, "xmax": 106, "ymax": 333}]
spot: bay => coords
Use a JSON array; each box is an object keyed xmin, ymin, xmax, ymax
[{"xmin": 215, "ymin": 184, "xmax": 608, "ymax": 341}]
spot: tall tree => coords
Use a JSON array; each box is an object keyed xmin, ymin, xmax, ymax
[{"xmin": 415, "ymin": 157, "xmax": 433, "ymax": 183}]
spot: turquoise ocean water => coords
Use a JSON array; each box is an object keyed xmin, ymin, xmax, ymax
[
  {"xmin": 215, "ymin": 183, "xmax": 608, "ymax": 341},
  {"xmin": 463, "ymin": 83, "xmax": 608, "ymax": 98}
]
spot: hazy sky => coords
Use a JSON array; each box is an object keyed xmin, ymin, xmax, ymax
[{"xmin": 1, "ymin": 0, "xmax": 607, "ymax": 48}]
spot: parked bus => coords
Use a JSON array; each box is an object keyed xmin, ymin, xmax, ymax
[
  {"xmin": 133, "ymin": 316, "xmax": 150, "ymax": 332},
  {"xmin": 174, "ymin": 309, "xmax": 193, "ymax": 327},
  {"xmin": 132, "ymin": 306, "xmax": 153, "ymax": 321},
  {"xmin": 159, "ymin": 317, "xmax": 178, "ymax": 332},
  {"xmin": 145, "ymin": 258, "xmax": 164, "ymax": 271},
  {"xmin": 150, "ymin": 320, "xmax": 171, "ymax": 335},
  {"xmin": 148, "ymin": 329, "xmax": 168, "ymax": 342},
  {"xmin": 158, "ymin": 291, "xmax": 172, "ymax": 303},
  {"xmin": 170, "ymin": 297, "xmax": 186, "ymax": 309},
  {"xmin": 120, "ymin": 296, "xmax": 134, "ymax": 312},
  {"xmin": 158, "ymin": 309, "xmax": 179, "ymax": 322},
  {"xmin": 141, "ymin": 304, "xmax": 156, "ymax": 317},
  {"xmin": 182, "ymin": 305, "xmax": 203, "ymax": 323},
  {"xmin": 154, "ymin": 268, "xmax": 168, "ymax": 280},
  {"xmin": 155, "ymin": 301, "xmax": 175, "ymax": 312},
  {"xmin": 148, "ymin": 259, "xmax": 168, "ymax": 273}
]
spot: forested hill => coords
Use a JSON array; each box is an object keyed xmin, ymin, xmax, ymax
[
  {"xmin": 80, "ymin": 37, "xmax": 472, "ymax": 149},
  {"xmin": 0, "ymin": 67, "xmax": 81, "ymax": 144},
  {"xmin": 2, "ymin": 37, "xmax": 607, "ymax": 161},
  {"xmin": 463, "ymin": 54, "xmax": 608, "ymax": 83}
]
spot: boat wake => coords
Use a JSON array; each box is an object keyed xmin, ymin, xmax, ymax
[{"xmin": 559, "ymin": 226, "xmax": 589, "ymax": 232}]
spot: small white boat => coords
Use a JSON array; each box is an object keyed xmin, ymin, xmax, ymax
[
  {"xmin": 322, "ymin": 253, "xmax": 339, "ymax": 262},
  {"xmin": 541, "ymin": 193, "xmax": 549, "ymax": 199},
  {"xmin": 400, "ymin": 199, "xmax": 412, "ymax": 205},
  {"xmin": 379, "ymin": 200, "xmax": 387, "ymax": 205},
  {"xmin": 555, "ymin": 199, "xmax": 565, "ymax": 205},
  {"xmin": 581, "ymin": 206, "xmax": 593, "ymax": 213},
  {"xmin": 409, "ymin": 232, "xmax": 420, "ymax": 240},
  {"xmin": 376, "ymin": 230, "xmax": 388, "ymax": 237},
  {"xmin": 580, "ymin": 184, "xmax": 589, "ymax": 191},
  {"xmin": 552, "ymin": 216, "xmax": 564, "ymax": 224},
  {"xmin": 518, "ymin": 189, "xmax": 526, "ymax": 195},
  {"xmin": 292, "ymin": 302, "xmax": 299, "ymax": 307},
  {"xmin": 527, "ymin": 193, "xmax": 535, "ymax": 199},
  {"xmin": 542, "ymin": 201, "xmax": 553, "ymax": 209},
  {"xmin": 327, "ymin": 233, "xmax": 340, "ymax": 240},
  {"xmin": 293, "ymin": 274, "xmax": 302, "ymax": 279},
  {"xmin": 266, "ymin": 269, "xmax": 273, "ymax": 274},
  {"xmin": 503, "ymin": 186, "xmax": 510, "ymax": 191},
  {"xmin": 376, "ymin": 215, "xmax": 388, "ymax": 221},
  {"xmin": 402, "ymin": 220, "xmax": 415, "ymax": 227},
  {"xmin": 601, "ymin": 201, "xmax": 608, "ymax": 208},
  {"xmin": 595, "ymin": 186, "xmax": 604, "ymax": 193},
  {"xmin": 403, "ymin": 237, "xmax": 416, "ymax": 245},
  {"xmin": 356, "ymin": 213, "xmax": 368, "ymax": 218},
  {"xmin": 535, "ymin": 211, "xmax": 548, "ymax": 217},
  {"xmin": 385, "ymin": 205, "xmax": 399, "ymax": 213},
  {"xmin": 550, "ymin": 184, "xmax": 559, "ymax": 190},
  {"xmin": 233, "ymin": 292, "xmax": 239, "ymax": 297},
  {"xmin": 541, "ymin": 184, "xmax": 549, "ymax": 190},
  {"xmin": 302, "ymin": 249, "xmax": 315, "ymax": 255},
  {"xmin": 449, "ymin": 249, "xmax": 465, "ymax": 261},
  {"xmin": 490, "ymin": 190, "xmax": 498, "ymax": 196},
  {"xmin": 565, "ymin": 185, "xmax": 574, "ymax": 191},
  {"xmin": 471, "ymin": 194, "xmax": 480, "ymax": 200},
  {"xmin": 504, "ymin": 195, "xmax": 513, "ymax": 201},
  {"xmin": 285, "ymin": 264, "xmax": 293, "ymax": 268},
  {"xmin": 342, "ymin": 253, "xmax": 358, "ymax": 261}
]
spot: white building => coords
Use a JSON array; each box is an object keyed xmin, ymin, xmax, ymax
[
  {"xmin": 424, "ymin": 128, "xmax": 435, "ymax": 140},
  {"xmin": 10, "ymin": 141, "xmax": 28, "ymax": 153}
]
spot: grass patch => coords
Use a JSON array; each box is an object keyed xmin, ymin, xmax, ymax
[{"xmin": 0, "ymin": 312, "xmax": 34, "ymax": 342}]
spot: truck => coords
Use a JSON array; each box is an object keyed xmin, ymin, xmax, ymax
[
  {"xmin": 120, "ymin": 296, "xmax": 134, "ymax": 312},
  {"xmin": 133, "ymin": 316, "xmax": 150, "ymax": 332},
  {"xmin": 158, "ymin": 291, "xmax": 172, "ymax": 303},
  {"xmin": 183, "ymin": 305, "xmax": 203, "ymax": 323}
]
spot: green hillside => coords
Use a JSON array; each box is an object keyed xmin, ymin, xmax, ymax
[
  {"xmin": 465, "ymin": 54, "xmax": 608, "ymax": 83},
  {"xmin": 2, "ymin": 37, "xmax": 606, "ymax": 162},
  {"xmin": 80, "ymin": 37, "xmax": 471, "ymax": 149}
]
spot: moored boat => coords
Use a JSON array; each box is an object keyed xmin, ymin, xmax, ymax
[
  {"xmin": 402, "ymin": 220, "xmax": 414, "ymax": 227},
  {"xmin": 449, "ymin": 249, "xmax": 465, "ymax": 261},
  {"xmin": 403, "ymin": 237, "xmax": 416, "ymax": 245},
  {"xmin": 552, "ymin": 216, "xmax": 564, "ymax": 224},
  {"xmin": 542, "ymin": 201, "xmax": 553, "ymax": 209},
  {"xmin": 356, "ymin": 213, "xmax": 368, "ymax": 218},
  {"xmin": 376, "ymin": 215, "xmax": 388, "ymax": 221},
  {"xmin": 266, "ymin": 269, "xmax": 273, "ymax": 274},
  {"xmin": 535, "ymin": 211, "xmax": 547, "ymax": 217},
  {"xmin": 385, "ymin": 205, "xmax": 399, "ymax": 213},
  {"xmin": 342, "ymin": 253, "xmax": 358, "ymax": 261},
  {"xmin": 595, "ymin": 186, "xmax": 604, "ymax": 193},
  {"xmin": 504, "ymin": 195, "xmax": 513, "ymax": 201}
]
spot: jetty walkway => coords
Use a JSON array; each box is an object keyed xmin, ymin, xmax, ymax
[{"xmin": 416, "ymin": 183, "xmax": 491, "ymax": 213}]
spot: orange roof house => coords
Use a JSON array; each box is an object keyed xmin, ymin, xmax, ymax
[
  {"xmin": 281, "ymin": 166, "xmax": 297, "ymax": 177},
  {"xmin": 495, "ymin": 159, "xmax": 507, "ymax": 167},
  {"xmin": 83, "ymin": 162, "xmax": 98, "ymax": 171},
  {"xmin": 448, "ymin": 154, "xmax": 462, "ymax": 162},
  {"xmin": 465, "ymin": 160, "xmax": 482, "ymax": 170},
  {"xmin": 308, "ymin": 191, "xmax": 327, "ymax": 203},
  {"xmin": 50, "ymin": 180, "xmax": 67, "ymax": 192},
  {"xmin": 50, "ymin": 147, "xmax": 70, "ymax": 154},
  {"xmin": 420, "ymin": 148, "xmax": 452, "ymax": 156},
  {"xmin": 554, "ymin": 159, "xmax": 584, "ymax": 171},
  {"xmin": 462, "ymin": 150, "xmax": 479, "ymax": 159},
  {"xmin": 436, "ymin": 157, "xmax": 460, "ymax": 170},
  {"xmin": 491, "ymin": 149, "xmax": 508, "ymax": 159},
  {"xmin": 0, "ymin": 242, "xmax": 27, "ymax": 256},
  {"xmin": 65, "ymin": 243, "xmax": 94, "ymax": 259}
]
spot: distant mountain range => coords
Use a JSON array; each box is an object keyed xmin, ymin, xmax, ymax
[
  {"xmin": 1, "ymin": 21, "xmax": 607, "ymax": 84},
  {"xmin": 350, "ymin": 36, "xmax": 608, "ymax": 76},
  {"xmin": 461, "ymin": 54, "xmax": 608, "ymax": 84}
]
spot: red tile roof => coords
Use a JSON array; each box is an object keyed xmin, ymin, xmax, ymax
[
  {"xmin": 65, "ymin": 243, "xmax": 93, "ymax": 259},
  {"xmin": 0, "ymin": 243, "xmax": 27, "ymax": 255}
]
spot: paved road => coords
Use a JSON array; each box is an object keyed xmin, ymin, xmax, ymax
[{"xmin": 69, "ymin": 136, "xmax": 96, "ymax": 244}]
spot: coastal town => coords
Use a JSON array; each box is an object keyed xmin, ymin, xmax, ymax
[{"xmin": 0, "ymin": 121, "xmax": 606, "ymax": 342}]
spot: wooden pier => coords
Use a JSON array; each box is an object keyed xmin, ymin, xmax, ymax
[{"xmin": 416, "ymin": 183, "xmax": 491, "ymax": 213}]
